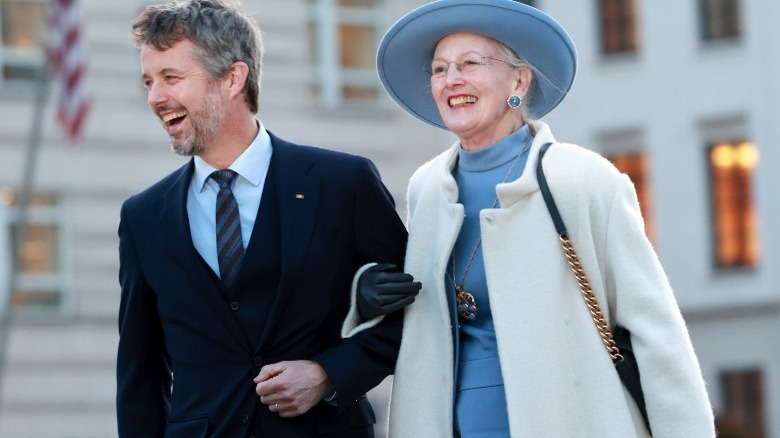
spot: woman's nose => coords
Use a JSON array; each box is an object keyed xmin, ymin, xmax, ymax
[{"xmin": 444, "ymin": 64, "xmax": 466, "ymax": 85}]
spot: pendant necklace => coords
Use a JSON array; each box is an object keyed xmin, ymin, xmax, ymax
[{"xmin": 452, "ymin": 134, "xmax": 533, "ymax": 321}]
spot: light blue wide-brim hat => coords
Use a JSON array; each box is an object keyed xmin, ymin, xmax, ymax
[{"xmin": 377, "ymin": 0, "xmax": 577, "ymax": 130}]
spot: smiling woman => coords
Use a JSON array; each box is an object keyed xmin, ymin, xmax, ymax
[
  {"xmin": 356, "ymin": 0, "xmax": 718, "ymax": 436},
  {"xmin": 428, "ymin": 34, "xmax": 532, "ymax": 150}
]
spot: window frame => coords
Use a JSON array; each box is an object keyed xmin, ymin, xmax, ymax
[
  {"xmin": 0, "ymin": 0, "xmax": 48, "ymax": 85},
  {"xmin": 598, "ymin": 0, "xmax": 640, "ymax": 55},
  {"xmin": 607, "ymin": 150, "xmax": 655, "ymax": 242},
  {"xmin": 707, "ymin": 139, "xmax": 760, "ymax": 270},
  {"xmin": 1, "ymin": 192, "xmax": 72, "ymax": 319},
  {"xmin": 308, "ymin": 0, "xmax": 384, "ymax": 109},
  {"xmin": 715, "ymin": 369, "xmax": 766, "ymax": 436},
  {"xmin": 699, "ymin": 0, "xmax": 742, "ymax": 42}
]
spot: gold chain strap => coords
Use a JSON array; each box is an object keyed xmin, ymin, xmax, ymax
[{"xmin": 559, "ymin": 235, "xmax": 624, "ymax": 361}]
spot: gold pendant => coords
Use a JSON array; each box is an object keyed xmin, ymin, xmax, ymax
[{"xmin": 455, "ymin": 285, "xmax": 478, "ymax": 320}]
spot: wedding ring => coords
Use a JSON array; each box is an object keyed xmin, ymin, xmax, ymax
[{"xmin": 274, "ymin": 403, "xmax": 279, "ymax": 413}]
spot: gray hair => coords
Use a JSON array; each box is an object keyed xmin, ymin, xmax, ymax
[
  {"xmin": 497, "ymin": 43, "xmax": 541, "ymax": 122},
  {"xmin": 131, "ymin": 0, "xmax": 264, "ymax": 113}
]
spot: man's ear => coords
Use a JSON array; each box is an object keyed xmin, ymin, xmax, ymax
[{"xmin": 226, "ymin": 61, "xmax": 250, "ymax": 100}]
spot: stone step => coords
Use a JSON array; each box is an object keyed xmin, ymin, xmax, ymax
[
  {"xmin": 0, "ymin": 405, "xmax": 116, "ymax": 438},
  {"xmin": 1, "ymin": 359, "xmax": 115, "ymax": 409},
  {"xmin": 3, "ymin": 322, "xmax": 116, "ymax": 364},
  {"xmin": 0, "ymin": 319, "xmax": 117, "ymax": 437}
]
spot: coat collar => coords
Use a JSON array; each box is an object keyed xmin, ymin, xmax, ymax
[
  {"xmin": 265, "ymin": 131, "xmax": 319, "ymax": 287},
  {"xmin": 432, "ymin": 120, "xmax": 556, "ymax": 208},
  {"xmin": 253, "ymin": 132, "xmax": 321, "ymax": 349},
  {"xmin": 495, "ymin": 120, "xmax": 556, "ymax": 208}
]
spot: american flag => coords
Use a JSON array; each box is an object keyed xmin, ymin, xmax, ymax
[{"xmin": 46, "ymin": 0, "xmax": 91, "ymax": 143}]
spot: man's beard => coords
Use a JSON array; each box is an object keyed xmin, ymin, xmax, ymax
[{"xmin": 170, "ymin": 87, "xmax": 224, "ymax": 157}]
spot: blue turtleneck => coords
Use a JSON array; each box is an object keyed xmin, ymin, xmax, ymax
[{"xmin": 450, "ymin": 124, "xmax": 532, "ymax": 437}]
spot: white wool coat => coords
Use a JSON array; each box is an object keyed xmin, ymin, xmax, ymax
[{"xmin": 343, "ymin": 121, "xmax": 715, "ymax": 437}]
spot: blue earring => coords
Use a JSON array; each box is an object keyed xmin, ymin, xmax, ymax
[{"xmin": 507, "ymin": 94, "xmax": 522, "ymax": 108}]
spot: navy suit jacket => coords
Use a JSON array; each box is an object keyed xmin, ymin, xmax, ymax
[{"xmin": 117, "ymin": 133, "xmax": 407, "ymax": 437}]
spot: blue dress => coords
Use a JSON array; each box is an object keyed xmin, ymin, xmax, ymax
[{"xmin": 449, "ymin": 126, "xmax": 532, "ymax": 437}]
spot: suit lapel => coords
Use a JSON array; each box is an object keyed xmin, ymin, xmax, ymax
[
  {"xmin": 157, "ymin": 160, "xmax": 253, "ymax": 352},
  {"xmin": 256, "ymin": 133, "xmax": 319, "ymax": 348}
]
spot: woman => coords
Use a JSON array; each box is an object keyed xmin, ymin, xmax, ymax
[{"xmin": 347, "ymin": 0, "xmax": 715, "ymax": 436}]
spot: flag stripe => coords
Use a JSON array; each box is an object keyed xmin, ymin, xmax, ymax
[{"xmin": 46, "ymin": 0, "xmax": 91, "ymax": 143}]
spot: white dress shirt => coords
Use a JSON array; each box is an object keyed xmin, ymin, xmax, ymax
[{"xmin": 186, "ymin": 120, "xmax": 272, "ymax": 277}]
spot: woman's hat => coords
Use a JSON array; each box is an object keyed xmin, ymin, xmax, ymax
[{"xmin": 377, "ymin": 0, "xmax": 577, "ymax": 129}]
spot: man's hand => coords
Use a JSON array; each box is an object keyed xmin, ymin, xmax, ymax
[
  {"xmin": 357, "ymin": 263, "xmax": 421, "ymax": 320},
  {"xmin": 254, "ymin": 360, "xmax": 333, "ymax": 418}
]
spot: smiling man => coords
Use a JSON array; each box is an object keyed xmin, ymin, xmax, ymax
[
  {"xmin": 142, "ymin": 38, "xmax": 228, "ymax": 159},
  {"xmin": 116, "ymin": 1, "xmax": 416, "ymax": 437}
]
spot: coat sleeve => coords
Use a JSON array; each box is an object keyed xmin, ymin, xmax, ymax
[
  {"xmin": 340, "ymin": 159, "xmax": 427, "ymax": 337},
  {"xmin": 313, "ymin": 157, "xmax": 407, "ymax": 407},
  {"xmin": 116, "ymin": 201, "xmax": 171, "ymax": 437},
  {"xmin": 341, "ymin": 262, "xmax": 383, "ymax": 338},
  {"xmin": 604, "ymin": 174, "xmax": 715, "ymax": 436}
]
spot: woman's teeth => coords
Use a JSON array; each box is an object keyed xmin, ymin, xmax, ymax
[{"xmin": 449, "ymin": 95, "xmax": 477, "ymax": 107}]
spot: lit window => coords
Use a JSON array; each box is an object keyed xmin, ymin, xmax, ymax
[
  {"xmin": 608, "ymin": 151, "xmax": 654, "ymax": 242},
  {"xmin": 308, "ymin": 0, "xmax": 383, "ymax": 108},
  {"xmin": 599, "ymin": 0, "xmax": 640, "ymax": 55},
  {"xmin": 0, "ymin": 0, "xmax": 47, "ymax": 81},
  {"xmin": 715, "ymin": 370, "xmax": 766, "ymax": 436},
  {"xmin": 0, "ymin": 188, "xmax": 68, "ymax": 315},
  {"xmin": 709, "ymin": 140, "xmax": 759, "ymax": 268},
  {"xmin": 700, "ymin": 0, "xmax": 741, "ymax": 41}
]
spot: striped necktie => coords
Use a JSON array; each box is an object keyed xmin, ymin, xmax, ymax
[{"xmin": 210, "ymin": 169, "xmax": 244, "ymax": 289}]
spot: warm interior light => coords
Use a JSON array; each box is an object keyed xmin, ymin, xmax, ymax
[
  {"xmin": 711, "ymin": 139, "xmax": 760, "ymax": 268},
  {"xmin": 711, "ymin": 143, "xmax": 735, "ymax": 168},
  {"xmin": 711, "ymin": 141, "xmax": 759, "ymax": 170},
  {"xmin": 735, "ymin": 141, "xmax": 758, "ymax": 169},
  {"xmin": 1, "ymin": 186, "xmax": 15, "ymax": 205}
]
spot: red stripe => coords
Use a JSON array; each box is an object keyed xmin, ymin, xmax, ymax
[
  {"xmin": 64, "ymin": 64, "xmax": 84, "ymax": 91},
  {"xmin": 66, "ymin": 101, "xmax": 91, "ymax": 141},
  {"xmin": 64, "ymin": 27, "xmax": 79, "ymax": 52},
  {"xmin": 46, "ymin": 0, "xmax": 91, "ymax": 144}
]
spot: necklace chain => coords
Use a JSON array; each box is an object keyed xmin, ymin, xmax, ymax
[{"xmin": 452, "ymin": 133, "xmax": 533, "ymax": 319}]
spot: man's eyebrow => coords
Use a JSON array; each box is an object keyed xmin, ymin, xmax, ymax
[{"xmin": 143, "ymin": 68, "xmax": 183, "ymax": 79}]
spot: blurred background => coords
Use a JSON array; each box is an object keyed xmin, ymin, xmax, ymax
[{"xmin": 0, "ymin": 0, "xmax": 776, "ymax": 436}]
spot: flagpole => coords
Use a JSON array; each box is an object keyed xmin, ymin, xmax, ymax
[{"xmin": 0, "ymin": 58, "xmax": 50, "ymax": 413}]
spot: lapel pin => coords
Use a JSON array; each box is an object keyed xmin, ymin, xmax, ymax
[{"xmin": 295, "ymin": 194, "xmax": 305, "ymax": 200}]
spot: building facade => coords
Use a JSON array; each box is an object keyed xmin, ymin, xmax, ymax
[{"xmin": 0, "ymin": 0, "xmax": 776, "ymax": 436}]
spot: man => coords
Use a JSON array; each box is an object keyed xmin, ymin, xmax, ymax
[{"xmin": 117, "ymin": 1, "xmax": 418, "ymax": 436}]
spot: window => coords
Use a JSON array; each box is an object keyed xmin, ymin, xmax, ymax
[
  {"xmin": 608, "ymin": 151, "xmax": 654, "ymax": 242},
  {"xmin": 308, "ymin": 0, "xmax": 383, "ymax": 108},
  {"xmin": 1, "ymin": 187, "xmax": 69, "ymax": 316},
  {"xmin": 700, "ymin": 0, "xmax": 741, "ymax": 41},
  {"xmin": 597, "ymin": 129, "xmax": 652, "ymax": 241},
  {"xmin": 708, "ymin": 140, "xmax": 759, "ymax": 268},
  {"xmin": 599, "ymin": 0, "xmax": 640, "ymax": 54},
  {"xmin": 0, "ymin": 0, "xmax": 47, "ymax": 82},
  {"xmin": 715, "ymin": 370, "xmax": 766, "ymax": 437}
]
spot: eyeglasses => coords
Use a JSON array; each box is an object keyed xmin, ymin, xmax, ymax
[{"xmin": 424, "ymin": 56, "xmax": 513, "ymax": 78}]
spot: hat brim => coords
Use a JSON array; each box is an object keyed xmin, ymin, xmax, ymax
[{"xmin": 377, "ymin": 0, "xmax": 577, "ymax": 130}]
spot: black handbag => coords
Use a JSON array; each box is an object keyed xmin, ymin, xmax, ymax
[{"xmin": 536, "ymin": 142, "xmax": 651, "ymax": 434}]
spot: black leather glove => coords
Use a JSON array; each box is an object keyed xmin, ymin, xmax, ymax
[{"xmin": 357, "ymin": 263, "xmax": 421, "ymax": 320}]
